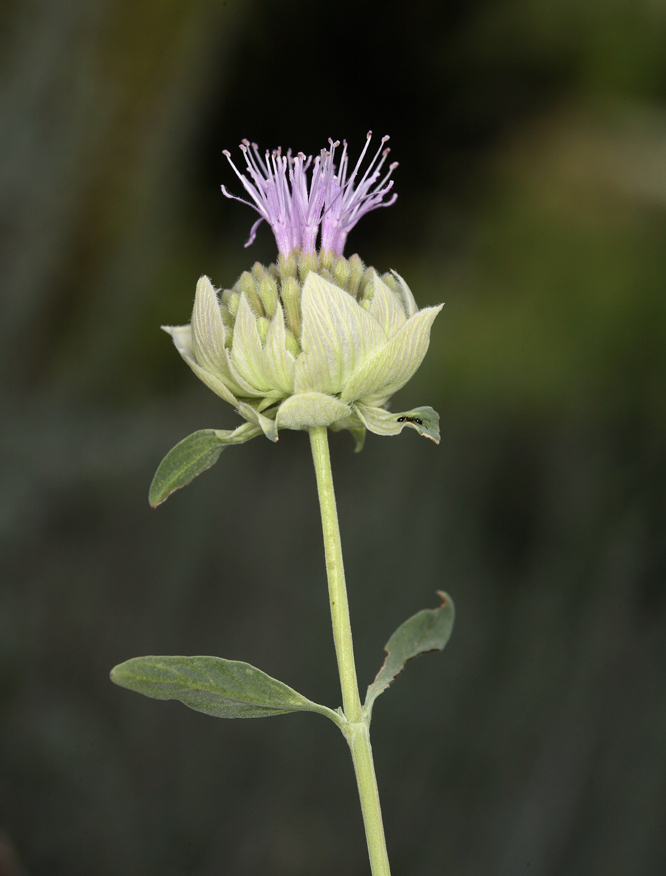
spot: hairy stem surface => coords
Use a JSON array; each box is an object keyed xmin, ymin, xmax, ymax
[{"xmin": 309, "ymin": 426, "xmax": 391, "ymax": 876}]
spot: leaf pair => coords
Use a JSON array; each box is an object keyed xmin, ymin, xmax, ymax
[
  {"xmin": 149, "ymin": 406, "xmax": 441, "ymax": 507},
  {"xmin": 111, "ymin": 593, "xmax": 454, "ymax": 725}
]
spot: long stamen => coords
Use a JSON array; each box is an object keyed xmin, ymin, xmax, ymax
[
  {"xmin": 221, "ymin": 149, "xmax": 268, "ymax": 217},
  {"xmin": 222, "ymin": 134, "xmax": 398, "ymax": 257},
  {"xmin": 320, "ymin": 133, "xmax": 398, "ymax": 254},
  {"xmin": 351, "ymin": 134, "xmax": 390, "ymax": 192}
]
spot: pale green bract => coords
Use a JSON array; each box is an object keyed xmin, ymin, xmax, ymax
[{"xmin": 165, "ymin": 264, "xmax": 442, "ymax": 443}]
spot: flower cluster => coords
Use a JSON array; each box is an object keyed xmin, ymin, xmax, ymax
[
  {"xmin": 165, "ymin": 133, "xmax": 442, "ymax": 449},
  {"xmin": 222, "ymin": 132, "xmax": 398, "ymax": 256}
]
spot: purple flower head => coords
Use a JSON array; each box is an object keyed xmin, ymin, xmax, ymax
[{"xmin": 221, "ymin": 132, "xmax": 398, "ymax": 257}]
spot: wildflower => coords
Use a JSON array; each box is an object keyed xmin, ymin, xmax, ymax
[{"xmin": 164, "ymin": 133, "xmax": 442, "ymax": 454}]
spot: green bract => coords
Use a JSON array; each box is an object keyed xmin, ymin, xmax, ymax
[{"xmin": 165, "ymin": 252, "xmax": 442, "ymax": 444}]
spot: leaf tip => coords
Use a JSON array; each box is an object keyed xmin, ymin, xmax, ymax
[{"xmin": 148, "ymin": 482, "xmax": 175, "ymax": 508}]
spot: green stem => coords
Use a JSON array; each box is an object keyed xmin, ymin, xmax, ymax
[{"xmin": 309, "ymin": 426, "xmax": 392, "ymax": 876}]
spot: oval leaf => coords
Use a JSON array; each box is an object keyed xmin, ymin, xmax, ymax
[
  {"xmin": 149, "ymin": 424, "xmax": 260, "ymax": 507},
  {"xmin": 364, "ymin": 592, "xmax": 455, "ymax": 718},
  {"xmin": 110, "ymin": 655, "xmax": 341, "ymax": 723}
]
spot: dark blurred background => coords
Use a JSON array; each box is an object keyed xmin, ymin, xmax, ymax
[{"xmin": 1, "ymin": 0, "xmax": 665, "ymax": 874}]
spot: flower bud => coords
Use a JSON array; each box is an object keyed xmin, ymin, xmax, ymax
[
  {"xmin": 281, "ymin": 275, "xmax": 302, "ymax": 342},
  {"xmin": 347, "ymin": 254, "xmax": 364, "ymax": 299},
  {"xmin": 258, "ymin": 274, "xmax": 278, "ymax": 319},
  {"xmin": 236, "ymin": 271, "xmax": 264, "ymax": 317},
  {"xmin": 332, "ymin": 256, "xmax": 351, "ymax": 291}
]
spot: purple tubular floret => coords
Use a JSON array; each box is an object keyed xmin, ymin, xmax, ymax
[{"xmin": 221, "ymin": 133, "xmax": 398, "ymax": 257}]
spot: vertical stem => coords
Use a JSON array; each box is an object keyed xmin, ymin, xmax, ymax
[
  {"xmin": 309, "ymin": 426, "xmax": 392, "ymax": 876},
  {"xmin": 309, "ymin": 425, "xmax": 362, "ymax": 723}
]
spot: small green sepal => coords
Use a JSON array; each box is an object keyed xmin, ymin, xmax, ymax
[
  {"xmin": 110, "ymin": 655, "xmax": 342, "ymax": 724},
  {"xmin": 149, "ymin": 424, "xmax": 261, "ymax": 507},
  {"xmin": 349, "ymin": 426, "xmax": 367, "ymax": 453},
  {"xmin": 364, "ymin": 591, "xmax": 455, "ymax": 719}
]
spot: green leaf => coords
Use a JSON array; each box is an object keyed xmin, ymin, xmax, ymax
[
  {"xmin": 364, "ymin": 592, "xmax": 455, "ymax": 718},
  {"xmin": 354, "ymin": 404, "xmax": 441, "ymax": 443},
  {"xmin": 110, "ymin": 655, "xmax": 341, "ymax": 723},
  {"xmin": 149, "ymin": 423, "xmax": 261, "ymax": 507}
]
